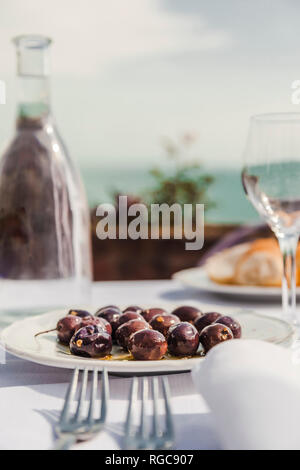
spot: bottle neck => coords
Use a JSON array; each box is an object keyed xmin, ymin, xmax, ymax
[
  {"xmin": 13, "ymin": 35, "xmax": 52, "ymax": 128},
  {"xmin": 17, "ymin": 75, "xmax": 51, "ymax": 123}
]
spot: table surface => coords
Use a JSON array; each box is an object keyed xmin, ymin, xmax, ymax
[{"xmin": 0, "ymin": 280, "xmax": 288, "ymax": 450}]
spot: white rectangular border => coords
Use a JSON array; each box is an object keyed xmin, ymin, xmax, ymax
[{"xmin": 0, "ymin": 80, "xmax": 6, "ymax": 104}]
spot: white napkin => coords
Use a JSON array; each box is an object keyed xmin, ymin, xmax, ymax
[{"xmin": 192, "ymin": 339, "xmax": 300, "ymax": 450}]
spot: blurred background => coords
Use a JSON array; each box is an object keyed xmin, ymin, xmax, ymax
[{"xmin": 0, "ymin": 0, "xmax": 298, "ymax": 280}]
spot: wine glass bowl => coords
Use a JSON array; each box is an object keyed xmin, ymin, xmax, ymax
[{"xmin": 242, "ymin": 113, "xmax": 300, "ymax": 324}]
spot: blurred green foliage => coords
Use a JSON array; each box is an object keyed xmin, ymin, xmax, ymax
[{"xmin": 145, "ymin": 133, "xmax": 215, "ymax": 210}]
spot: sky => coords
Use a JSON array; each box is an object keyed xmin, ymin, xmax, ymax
[{"xmin": 0, "ymin": 0, "xmax": 300, "ymax": 170}]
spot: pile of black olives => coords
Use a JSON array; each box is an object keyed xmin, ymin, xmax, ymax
[{"xmin": 51, "ymin": 305, "xmax": 242, "ymax": 361}]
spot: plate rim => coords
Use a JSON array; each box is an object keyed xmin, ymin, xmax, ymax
[{"xmin": 172, "ymin": 266, "xmax": 300, "ymax": 297}]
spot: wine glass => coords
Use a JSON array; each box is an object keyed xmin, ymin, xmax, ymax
[{"xmin": 242, "ymin": 113, "xmax": 300, "ymax": 325}]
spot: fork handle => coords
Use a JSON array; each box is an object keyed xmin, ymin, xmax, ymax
[{"xmin": 52, "ymin": 435, "xmax": 77, "ymax": 450}]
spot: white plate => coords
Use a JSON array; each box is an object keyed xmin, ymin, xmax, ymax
[
  {"xmin": 173, "ymin": 266, "xmax": 300, "ymax": 298},
  {"xmin": 1, "ymin": 307, "xmax": 295, "ymax": 374}
]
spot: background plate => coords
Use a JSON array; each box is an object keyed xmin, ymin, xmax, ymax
[
  {"xmin": 1, "ymin": 306, "xmax": 295, "ymax": 374},
  {"xmin": 173, "ymin": 267, "xmax": 300, "ymax": 298}
]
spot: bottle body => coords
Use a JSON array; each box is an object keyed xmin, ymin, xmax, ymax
[{"xmin": 0, "ymin": 36, "xmax": 91, "ymax": 309}]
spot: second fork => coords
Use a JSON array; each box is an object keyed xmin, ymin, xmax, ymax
[{"xmin": 124, "ymin": 376, "xmax": 174, "ymax": 450}]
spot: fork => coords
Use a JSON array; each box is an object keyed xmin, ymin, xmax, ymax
[
  {"xmin": 53, "ymin": 367, "xmax": 109, "ymax": 450},
  {"xmin": 124, "ymin": 376, "xmax": 174, "ymax": 450}
]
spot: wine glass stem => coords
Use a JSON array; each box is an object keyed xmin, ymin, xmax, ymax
[{"xmin": 278, "ymin": 234, "xmax": 299, "ymax": 324}]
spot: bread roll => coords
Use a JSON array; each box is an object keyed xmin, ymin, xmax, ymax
[
  {"xmin": 205, "ymin": 238, "xmax": 298, "ymax": 287},
  {"xmin": 234, "ymin": 238, "xmax": 282, "ymax": 286},
  {"xmin": 205, "ymin": 243, "xmax": 251, "ymax": 284}
]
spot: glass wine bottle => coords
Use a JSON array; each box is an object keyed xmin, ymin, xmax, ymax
[{"xmin": 0, "ymin": 35, "xmax": 92, "ymax": 310}]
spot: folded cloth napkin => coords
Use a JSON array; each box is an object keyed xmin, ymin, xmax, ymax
[{"xmin": 192, "ymin": 339, "xmax": 300, "ymax": 450}]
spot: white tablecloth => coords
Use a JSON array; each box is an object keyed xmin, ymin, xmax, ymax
[{"xmin": 0, "ymin": 280, "xmax": 286, "ymax": 450}]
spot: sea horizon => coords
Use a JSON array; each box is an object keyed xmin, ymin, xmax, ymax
[{"xmin": 80, "ymin": 165, "xmax": 259, "ymax": 225}]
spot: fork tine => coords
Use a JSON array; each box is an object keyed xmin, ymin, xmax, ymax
[
  {"xmin": 99, "ymin": 367, "xmax": 109, "ymax": 423},
  {"xmin": 74, "ymin": 368, "xmax": 88, "ymax": 423},
  {"xmin": 139, "ymin": 377, "xmax": 148, "ymax": 442},
  {"xmin": 87, "ymin": 369, "xmax": 98, "ymax": 424},
  {"xmin": 59, "ymin": 368, "xmax": 79, "ymax": 424},
  {"xmin": 162, "ymin": 377, "xmax": 174, "ymax": 447},
  {"xmin": 152, "ymin": 377, "xmax": 160, "ymax": 438},
  {"xmin": 124, "ymin": 376, "xmax": 138, "ymax": 446}
]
